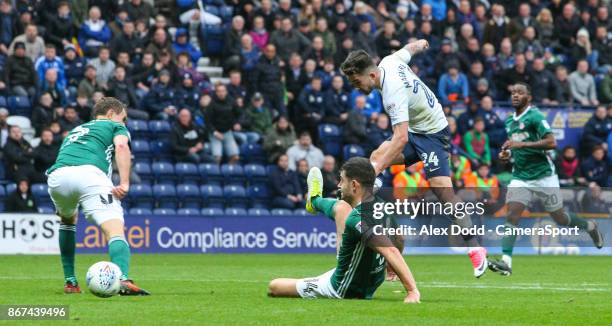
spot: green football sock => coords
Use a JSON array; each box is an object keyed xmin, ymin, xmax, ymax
[
  {"xmin": 566, "ymin": 213, "xmax": 591, "ymax": 230},
  {"xmin": 312, "ymin": 197, "xmax": 337, "ymax": 221},
  {"xmin": 108, "ymin": 237, "xmax": 131, "ymax": 280},
  {"xmin": 501, "ymin": 223, "xmax": 517, "ymax": 257},
  {"xmin": 59, "ymin": 223, "xmax": 77, "ymax": 283}
]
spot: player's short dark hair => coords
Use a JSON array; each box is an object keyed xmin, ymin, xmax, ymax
[
  {"xmin": 340, "ymin": 157, "xmax": 375, "ymax": 190},
  {"xmin": 514, "ymin": 82, "xmax": 532, "ymax": 95},
  {"xmin": 92, "ymin": 97, "xmax": 126, "ymax": 117},
  {"xmin": 340, "ymin": 50, "xmax": 375, "ymax": 76}
]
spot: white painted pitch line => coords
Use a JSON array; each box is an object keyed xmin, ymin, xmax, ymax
[{"xmin": 1, "ymin": 276, "xmax": 609, "ymax": 292}]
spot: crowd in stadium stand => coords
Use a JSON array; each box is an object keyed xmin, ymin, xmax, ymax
[{"xmin": 0, "ymin": 0, "xmax": 610, "ymax": 213}]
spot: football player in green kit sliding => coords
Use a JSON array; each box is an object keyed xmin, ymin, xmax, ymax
[
  {"xmin": 268, "ymin": 157, "xmax": 420, "ymax": 303},
  {"xmin": 488, "ymin": 83, "xmax": 603, "ymax": 276}
]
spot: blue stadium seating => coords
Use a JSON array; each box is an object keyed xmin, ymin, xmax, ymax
[
  {"xmin": 223, "ymin": 185, "xmax": 247, "ymax": 208},
  {"xmin": 151, "ymin": 162, "xmax": 176, "ymax": 184},
  {"xmin": 150, "ymin": 140, "xmax": 172, "ymax": 162},
  {"xmin": 247, "ymin": 184, "xmax": 269, "ymax": 208},
  {"xmin": 127, "ymin": 120, "xmax": 149, "ymax": 138},
  {"xmin": 199, "ymin": 163, "xmax": 223, "ymax": 185},
  {"xmin": 271, "ymin": 208, "xmax": 292, "ymax": 216},
  {"xmin": 38, "ymin": 206, "xmax": 55, "ymax": 214},
  {"xmin": 224, "ymin": 207, "xmax": 247, "ymax": 215},
  {"xmin": 129, "ymin": 208, "xmax": 152, "ymax": 215},
  {"xmin": 5, "ymin": 183, "xmax": 16, "ymax": 194},
  {"xmin": 221, "ymin": 164, "xmax": 245, "ymax": 185},
  {"xmin": 247, "ymin": 208, "xmax": 270, "ymax": 216},
  {"xmin": 204, "ymin": 5, "xmax": 220, "ymax": 16},
  {"xmin": 201, "ymin": 207, "xmax": 224, "ymax": 216},
  {"xmin": 133, "ymin": 162, "xmax": 153, "ymax": 184},
  {"xmin": 177, "ymin": 208, "xmax": 200, "ymax": 216},
  {"xmin": 0, "ymin": 96, "xmax": 6, "ymax": 108},
  {"xmin": 176, "ymin": 183, "xmax": 201, "ymax": 209},
  {"xmin": 0, "ymin": 185, "xmax": 5, "ymax": 212},
  {"xmin": 131, "ymin": 140, "xmax": 151, "ymax": 159},
  {"xmin": 129, "ymin": 184, "xmax": 153, "ymax": 209},
  {"xmin": 240, "ymin": 143, "xmax": 266, "ymax": 164},
  {"xmin": 200, "ymin": 184, "xmax": 224, "ymax": 208},
  {"xmin": 175, "ymin": 163, "xmax": 199, "ymax": 185},
  {"xmin": 202, "ymin": 24, "xmax": 224, "ymax": 57},
  {"xmin": 293, "ymin": 209, "xmax": 310, "ymax": 216},
  {"xmin": 153, "ymin": 184, "xmax": 177, "ymax": 209},
  {"xmin": 318, "ymin": 124, "xmax": 343, "ymax": 156},
  {"xmin": 244, "ymin": 164, "xmax": 267, "ymax": 184},
  {"xmin": 219, "ymin": 5, "xmax": 234, "ymax": 22},
  {"xmin": 7, "ymin": 96, "xmax": 31, "ymax": 117},
  {"xmin": 148, "ymin": 120, "xmax": 171, "ymax": 138},
  {"xmin": 153, "ymin": 208, "xmax": 176, "ymax": 215},
  {"xmin": 31, "ymin": 183, "xmax": 51, "ymax": 206},
  {"xmin": 343, "ymin": 144, "xmax": 365, "ymax": 160}
]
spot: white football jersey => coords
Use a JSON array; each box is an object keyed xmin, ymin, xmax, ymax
[{"xmin": 378, "ymin": 49, "xmax": 448, "ymax": 134}]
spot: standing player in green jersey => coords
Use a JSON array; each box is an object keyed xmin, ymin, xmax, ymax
[
  {"xmin": 488, "ymin": 83, "xmax": 603, "ymax": 276},
  {"xmin": 268, "ymin": 157, "xmax": 421, "ymax": 303},
  {"xmin": 46, "ymin": 97, "xmax": 150, "ymax": 295}
]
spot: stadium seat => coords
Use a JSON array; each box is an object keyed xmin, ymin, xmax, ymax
[
  {"xmin": 131, "ymin": 140, "xmax": 151, "ymax": 159},
  {"xmin": 224, "ymin": 207, "xmax": 247, "ymax": 216},
  {"xmin": 202, "ymin": 24, "xmax": 224, "ymax": 57},
  {"xmin": 200, "ymin": 207, "xmax": 224, "ymax": 216},
  {"xmin": 127, "ymin": 120, "xmax": 149, "ymax": 138},
  {"xmin": 204, "ymin": 5, "xmax": 220, "ymax": 16},
  {"xmin": 153, "ymin": 208, "xmax": 176, "ymax": 215},
  {"xmin": 240, "ymin": 143, "xmax": 266, "ymax": 163},
  {"xmin": 151, "ymin": 162, "xmax": 176, "ymax": 185},
  {"xmin": 343, "ymin": 144, "xmax": 365, "ymax": 160},
  {"xmin": 177, "ymin": 208, "xmax": 200, "ymax": 216},
  {"xmin": 247, "ymin": 208, "xmax": 270, "ymax": 216},
  {"xmin": 0, "ymin": 96, "xmax": 6, "ymax": 108},
  {"xmin": 244, "ymin": 164, "xmax": 267, "ymax": 184},
  {"xmin": 221, "ymin": 164, "xmax": 245, "ymax": 185},
  {"xmin": 0, "ymin": 185, "xmax": 5, "ymax": 198},
  {"xmin": 153, "ymin": 184, "xmax": 177, "ymax": 209},
  {"xmin": 175, "ymin": 163, "xmax": 200, "ymax": 185},
  {"xmin": 148, "ymin": 120, "xmax": 171, "ymax": 138},
  {"xmin": 31, "ymin": 183, "xmax": 51, "ymax": 206},
  {"xmin": 247, "ymin": 184, "xmax": 269, "ymax": 208},
  {"xmin": 318, "ymin": 124, "xmax": 343, "ymax": 156},
  {"xmin": 38, "ymin": 206, "xmax": 55, "ymax": 214},
  {"xmin": 7, "ymin": 96, "xmax": 31, "ymax": 117},
  {"xmin": 150, "ymin": 140, "xmax": 172, "ymax": 162},
  {"xmin": 129, "ymin": 208, "xmax": 152, "ymax": 215},
  {"xmin": 223, "ymin": 185, "xmax": 247, "ymax": 208},
  {"xmin": 271, "ymin": 208, "xmax": 292, "ymax": 216},
  {"xmin": 5, "ymin": 183, "xmax": 16, "ymax": 194},
  {"xmin": 560, "ymin": 189, "xmax": 577, "ymax": 212},
  {"xmin": 176, "ymin": 183, "xmax": 201, "ymax": 209},
  {"xmin": 0, "ymin": 186, "xmax": 5, "ymax": 212},
  {"xmin": 133, "ymin": 162, "xmax": 153, "ymax": 184},
  {"xmin": 200, "ymin": 184, "xmax": 224, "ymax": 208},
  {"xmin": 198, "ymin": 163, "xmax": 223, "ymax": 185},
  {"xmin": 219, "ymin": 5, "xmax": 234, "ymax": 22},
  {"xmin": 293, "ymin": 209, "xmax": 310, "ymax": 216},
  {"xmin": 128, "ymin": 184, "xmax": 153, "ymax": 209}
]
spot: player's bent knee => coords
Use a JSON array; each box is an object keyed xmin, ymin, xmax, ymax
[{"xmin": 60, "ymin": 212, "xmax": 78, "ymax": 225}]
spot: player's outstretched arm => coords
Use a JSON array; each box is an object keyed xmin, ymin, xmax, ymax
[
  {"xmin": 375, "ymin": 246, "xmax": 420, "ymax": 303},
  {"xmin": 112, "ymin": 134, "xmax": 131, "ymax": 199},
  {"xmin": 503, "ymin": 133, "xmax": 556, "ymax": 151},
  {"xmin": 371, "ymin": 122, "xmax": 409, "ymax": 175},
  {"xmin": 393, "ymin": 39, "xmax": 429, "ymax": 63}
]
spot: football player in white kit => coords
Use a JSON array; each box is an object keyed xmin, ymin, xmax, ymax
[{"xmin": 340, "ymin": 39, "xmax": 488, "ymax": 277}]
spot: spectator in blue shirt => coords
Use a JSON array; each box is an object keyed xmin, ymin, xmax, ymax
[
  {"xmin": 438, "ymin": 64, "xmax": 470, "ymax": 106},
  {"xmin": 349, "ymin": 88, "xmax": 382, "ymax": 122},
  {"xmin": 172, "ymin": 28, "xmax": 201, "ymax": 65},
  {"xmin": 35, "ymin": 44, "xmax": 66, "ymax": 90},
  {"xmin": 323, "ymin": 75, "xmax": 350, "ymax": 125},
  {"xmin": 422, "ymin": 0, "xmax": 447, "ymax": 21},
  {"xmin": 298, "ymin": 76, "xmax": 325, "ymax": 142},
  {"xmin": 269, "ymin": 154, "xmax": 305, "ymax": 209},
  {"xmin": 78, "ymin": 6, "xmax": 111, "ymax": 57}
]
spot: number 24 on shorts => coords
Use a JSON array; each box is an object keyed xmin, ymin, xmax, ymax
[{"xmin": 421, "ymin": 152, "xmax": 439, "ymax": 167}]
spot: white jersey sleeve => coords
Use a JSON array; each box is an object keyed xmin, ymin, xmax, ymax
[{"xmin": 378, "ymin": 50, "xmax": 448, "ymax": 134}]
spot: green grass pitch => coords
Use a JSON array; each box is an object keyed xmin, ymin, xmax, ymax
[{"xmin": 1, "ymin": 254, "xmax": 610, "ymax": 325}]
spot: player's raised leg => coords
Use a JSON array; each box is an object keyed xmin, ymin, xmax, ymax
[{"xmin": 549, "ymin": 209, "xmax": 604, "ymax": 248}]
